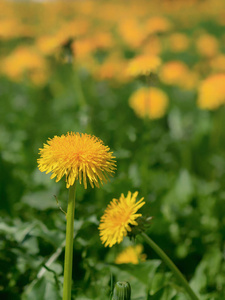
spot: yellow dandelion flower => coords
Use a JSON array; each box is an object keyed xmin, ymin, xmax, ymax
[
  {"xmin": 38, "ymin": 132, "xmax": 116, "ymax": 189},
  {"xmin": 142, "ymin": 36, "xmax": 162, "ymax": 56},
  {"xmin": 2, "ymin": 46, "xmax": 46, "ymax": 82},
  {"xmin": 210, "ymin": 54, "xmax": 225, "ymax": 72},
  {"xmin": 71, "ymin": 38, "xmax": 95, "ymax": 59},
  {"xmin": 196, "ymin": 34, "xmax": 219, "ymax": 58},
  {"xmin": 118, "ymin": 18, "xmax": 145, "ymax": 49},
  {"xmin": 129, "ymin": 87, "xmax": 168, "ymax": 120},
  {"xmin": 115, "ymin": 244, "xmax": 147, "ymax": 264},
  {"xmin": 94, "ymin": 53, "xmax": 129, "ymax": 83},
  {"xmin": 145, "ymin": 16, "xmax": 172, "ymax": 35},
  {"xmin": 159, "ymin": 60, "xmax": 189, "ymax": 86},
  {"xmin": 92, "ymin": 31, "xmax": 114, "ymax": 50},
  {"xmin": 36, "ymin": 33, "xmax": 67, "ymax": 55},
  {"xmin": 99, "ymin": 191, "xmax": 145, "ymax": 247},
  {"xmin": 0, "ymin": 18, "xmax": 22, "ymax": 40},
  {"xmin": 197, "ymin": 74, "xmax": 225, "ymax": 110},
  {"xmin": 168, "ymin": 33, "xmax": 190, "ymax": 53},
  {"xmin": 127, "ymin": 54, "xmax": 161, "ymax": 77}
]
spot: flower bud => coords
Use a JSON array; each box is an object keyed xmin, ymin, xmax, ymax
[
  {"xmin": 112, "ymin": 281, "xmax": 131, "ymax": 300},
  {"xmin": 127, "ymin": 215, "xmax": 153, "ymax": 239}
]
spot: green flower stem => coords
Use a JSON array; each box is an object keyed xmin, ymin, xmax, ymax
[
  {"xmin": 63, "ymin": 182, "xmax": 77, "ymax": 300},
  {"xmin": 141, "ymin": 232, "xmax": 199, "ymax": 300},
  {"xmin": 74, "ymin": 63, "xmax": 86, "ymax": 107}
]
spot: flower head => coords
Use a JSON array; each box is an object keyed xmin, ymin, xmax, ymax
[
  {"xmin": 197, "ymin": 74, "xmax": 225, "ymax": 110},
  {"xmin": 38, "ymin": 132, "xmax": 116, "ymax": 189},
  {"xmin": 129, "ymin": 87, "xmax": 168, "ymax": 119},
  {"xmin": 115, "ymin": 244, "xmax": 147, "ymax": 264},
  {"xmin": 2, "ymin": 46, "xmax": 46, "ymax": 83},
  {"xmin": 145, "ymin": 16, "xmax": 172, "ymax": 35},
  {"xmin": 168, "ymin": 33, "xmax": 190, "ymax": 53},
  {"xmin": 127, "ymin": 54, "xmax": 161, "ymax": 77},
  {"xmin": 196, "ymin": 34, "xmax": 218, "ymax": 58},
  {"xmin": 99, "ymin": 191, "xmax": 145, "ymax": 247},
  {"xmin": 159, "ymin": 60, "xmax": 189, "ymax": 86}
]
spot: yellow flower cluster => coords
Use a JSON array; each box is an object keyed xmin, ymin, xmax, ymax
[
  {"xmin": 0, "ymin": 0, "xmax": 224, "ymax": 97},
  {"xmin": 38, "ymin": 132, "xmax": 147, "ymax": 249}
]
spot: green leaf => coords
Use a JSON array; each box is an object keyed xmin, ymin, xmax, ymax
[
  {"xmin": 111, "ymin": 260, "xmax": 161, "ymax": 286},
  {"xmin": 22, "ymin": 273, "xmax": 61, "ymax": 300}
]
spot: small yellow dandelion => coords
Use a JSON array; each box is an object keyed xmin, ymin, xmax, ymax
[
  {"xmin": 159, "ymin": 60, "xmax": 189, "ymax": 86},
  {"xmin": 145, "ymin": 16, "xmax": 172, "ymax": 35},
  {"xmin": 99, "ymin": 191, "xmax": 145, "ymax": 247},
  {"xmin": 38, "ymin": 132, "xmax": 116, "ymax": 189},
  {"xmin": 168, "ymin": 33, "xmax": 190, "ymax": 53},
  {"xmin": 197, "ymin": 74, "xmax": 225, "ymax": 110},
  {"xmin": 196, "ymin": 34, "xmax": 219, "ymax": 58},
  {"xmin": 129, "ymin": 87, "xmax": 169, "ymax": 119},
  {"xmin": 2, "ymin": 46, "xmax": 46, "ymax": 82},
  {"xmin": 127, "ymin": 54, "xmax": 161, "ymax": 77},
  {"xmin": 115, "ymin": 244, "xmax": 147, "ymax": 264}
]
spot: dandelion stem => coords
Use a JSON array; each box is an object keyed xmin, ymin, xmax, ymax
[
  {"xmin": 141, "ymin": 232, "xmax": 199, "ymax": 300},
  {"xmin": 63, "ymin": 182, "xmax": 76, "ymax": 300},
  {"xmin": 74, "ymin": 63, "xmax": 86, "ymax": 107}
]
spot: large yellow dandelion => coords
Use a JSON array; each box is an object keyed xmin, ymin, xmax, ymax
[
  {"xmin": 99, "ymin": 191, "xmax": 145, "ymax": 247},
  {"xmin": 115, "ymin": 244, "xmax": 147, "ymax": 264},
  {"xmin": 38, "ymin": 132, "xmax": 116, "ymax": 189}
]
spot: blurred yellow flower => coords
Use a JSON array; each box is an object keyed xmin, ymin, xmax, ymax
[
  {"xmin": 38, "ymin": 132, "xmax": 116, "ymax": 189},
  {"xmin": 115, "ymin": 244, "xmax": 147, "ymax": 264},
  {"xmin": 145, "ymin": 16, "xmax": 172, "ymax": 35},
  {"xmin": 2, "ymin": 46, "xmax": 46, "ymax": 82},
  {"xmin": 36, "ymin": 34, "xmax": 67, "ymax": 55},
  {"xmin": 142, "ymin": 36, "xmax": 162, "ymax": 55},
  {"xmin": 127, "ymin": 54, "xmax": 161, "ymax": 77},
  {"xmin": 99, "ymin": 191, "xmax": 145, "ymax": 247},
  {"xmin": 160, "ymin": 61, "xmax": 188, "ymax": 85},
  {"xmin": 129, "ymin": 87, "xmax": 169, "ymax": 119},
  {"xmin": 92, "ymin": 31, "xmax": 114, "ymax": 50},
  {"xmin": 118, "ymin": 18, "xmax": 145, "ymax": 49},
  {"xmin": 210, "ymin": 54, "xmax": 225, "ymax": 72},
  {"xmin": 160, "ymin": 60, "xmax": 197, "ymax": 89},
  {"xmin": 196, "ymin": 34, "xmax": 219, "ymax": 58},
  {"xmin": 0, "ymin": 19, "xmax": 22, "ymax": 39},
  {"xmin": 197, "ymin": 74, "xmax": 225, "ymax": 110},
  {"xmin": 59, "ymin": 19, "xmax": 90, "ymax": 39},
  {"xmin": 72, "ymin": 31, "xmax": 114, "ymax": 60},
  {"xmin": 168, "ymin": 33, "xmax": 190, "ymax": 53},
  {"xmin": 94, "ymin": 54, "xmax": 128, "ymax": 83},
  {"xmin": 72, "ymin": 38, "xmax": 95, "ymax": 59}
]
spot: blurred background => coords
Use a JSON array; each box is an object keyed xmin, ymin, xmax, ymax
[{"xmin": 1, "ymin": 0, "xmax": 225, "ymax": 299}]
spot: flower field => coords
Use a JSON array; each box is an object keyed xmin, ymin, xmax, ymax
[{"xmin": 1, "ymin": 0, "xmax": 225, "ymax": 299}]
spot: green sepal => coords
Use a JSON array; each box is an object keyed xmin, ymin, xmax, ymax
[
  {"xmin": 112, "ymin": 281, "xmax": 131, "ymax": 300},
  {"xmin": 127, "ymin": 216, "xmax": 153, "ymax": 239}
]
